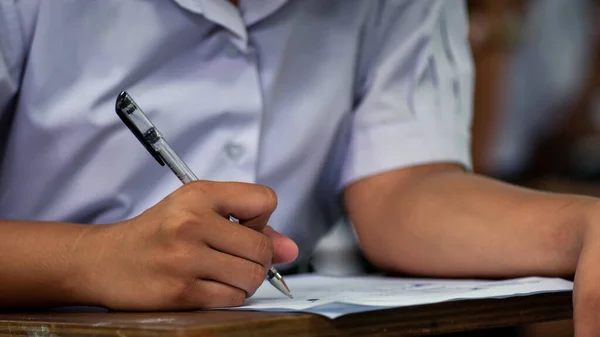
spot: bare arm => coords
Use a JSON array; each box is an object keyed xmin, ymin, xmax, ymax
[
  {"xmin": 0, "ymin": 220, "xmax": 96, "ymax": 309},
  {"xmin": 0, "ymin": 181, "xmax": 298, "ymax": 311},
  {"xmin": 344, "ymin": 163, "xmax": 590, "ymax": 279}
]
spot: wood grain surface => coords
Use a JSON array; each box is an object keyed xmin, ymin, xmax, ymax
[{"xmin": 0, "ymin": 291, "xmax": 572, "ymax": 337}]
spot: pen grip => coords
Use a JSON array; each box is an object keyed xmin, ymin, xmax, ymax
[{"xmin": 153, "ymin": 138, "xmax": 198, "ymax": 184}]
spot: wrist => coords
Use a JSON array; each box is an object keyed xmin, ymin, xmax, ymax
[
  {"xmin": 565, "ymin": 196, "xmax": 600, "ymax": 275},
  {"xmin": 60, "ymin": 223, "xmax": 113, "ymax": 307},
  {"xmin": 580, "ymin": 197, "xmax": 600, "ymax": 252},
  {"xmin": 532, "ymin": 195, "xmax": 597, "ymax": 278}
]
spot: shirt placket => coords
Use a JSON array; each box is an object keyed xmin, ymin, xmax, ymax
[
  {"xmin": 176, "ymin": 0, "xmax": 263, "ymax": 184},
  {"xmin": 218, "ymin": 40, "xmax": 263, "ymax": 185}
]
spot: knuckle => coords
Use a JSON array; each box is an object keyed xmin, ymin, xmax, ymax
[
  {"xmin": 255, "ymin": 235, "xmax": 274, "ymax": 266},
  {"xmin": 160, "ymin": 214, "xmax": 207, "ymax": 248},
  {"xmin": 171, "ymin": 278, "xmax": 197, "ymax": 304},
  {"xmin": 175, "ymin": 180, "xmax": 211, "ymax": 202},
  {"xmin": 203, "ymin": 285, "xmax": 245, "ymax": 308},
  {"xmin": 258, "ymin": 185, "xmax": 278, "ymax": 211},
  {"xmin": 246, "ymin": 262, "xmax": 266, "ymax": 294},
  {"xmin": 161, "ymin": 190, "xmax": 213, "ymax": 238},
  {"xmin": 167, "ymin": 210, "xmax": 199, "ymax": 238},
  {"xmin": 226, "ymin": 288, "xmax": 246, "ymax": 307}
]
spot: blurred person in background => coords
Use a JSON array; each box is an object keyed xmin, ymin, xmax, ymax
[{"xmin": 482, "ymin": 0, "xmax": 597, "ymax": 181}]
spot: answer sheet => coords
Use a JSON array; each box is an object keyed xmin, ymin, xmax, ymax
[{"xmin": 226, "ymin": 274, "xmax": 573, "ymax": 319}]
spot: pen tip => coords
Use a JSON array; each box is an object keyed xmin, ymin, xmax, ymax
[
  {"xmin": 280, "ymin": 278, "xmax": 293, "ymax": 299},
  {"xmin": 268, "ymin": 274, "xmax": 294, "ymax": 299},
  {"xmin": 280, "ymin": 278, "xmax": 291, "ymax": 293}
]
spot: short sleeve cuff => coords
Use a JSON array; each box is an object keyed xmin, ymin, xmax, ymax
[{"xmin": 340, "ymin": 121, "xmax": 472, "ymax": 190}]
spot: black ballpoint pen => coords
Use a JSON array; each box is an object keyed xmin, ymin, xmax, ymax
[{"xmin": 114, "ymin": 91, "xmax": 293, "ymax": 299}]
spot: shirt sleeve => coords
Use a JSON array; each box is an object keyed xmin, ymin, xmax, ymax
[
  {"xmin": 0, "ymin": 0, "xmax": 26, "ymax": 120},
  {"xmin": 341, "ymin": 0, "xmax": 474, "ymax": 188}
]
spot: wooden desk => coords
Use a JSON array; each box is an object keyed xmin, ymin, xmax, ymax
[{"xmin": 0, "ymin": 291, "xmax": 572, "ymax": 337}]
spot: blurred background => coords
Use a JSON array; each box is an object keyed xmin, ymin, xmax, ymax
[
  {"xmin": 469, "ymin": 0, "xmax": 600, "ymax": 190},
  {"xmin": 310, "ymin": 0, "xmax": 600, "ymax": 335}
]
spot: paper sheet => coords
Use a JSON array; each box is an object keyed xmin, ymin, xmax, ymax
[{"xmin": 226, "ymin": 274, "xmax": 573, "ymax": 319}]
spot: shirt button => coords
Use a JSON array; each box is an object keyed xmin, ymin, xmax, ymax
[{"xmin": 224, "ymin": 142, "xmax": 245, "ymax": 161}]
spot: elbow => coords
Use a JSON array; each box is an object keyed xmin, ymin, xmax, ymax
[
  {"xmin": 359, "ymin": 240, "xmax": 436, "ymax": 277},
  {"xmin": 355, "ymin": 230, "xmax": 408, "ymax": 274},
  {"xmin": 361, "ymin": 248, "xmax": 397, "ymax": 273},
  {"xmin": 355, "ymin": 226, "xmax": 435, "ymax": 276}
]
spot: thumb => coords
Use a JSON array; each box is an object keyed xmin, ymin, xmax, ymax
[{"xmin": 263, "ymin": 226, "xmax": 298, "ymax": 265}]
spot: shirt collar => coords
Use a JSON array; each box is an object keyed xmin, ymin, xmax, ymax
[
  {"xmin": 239, "ymin": 0, "xmax": 288, "ymax": 26},
  {"xmin": 172, "ymin": 0, "xmax": 247, "ymax": 45},
  {"xmin": 171, "ymin": 0, "xmax": 288, "ymax": 48}
]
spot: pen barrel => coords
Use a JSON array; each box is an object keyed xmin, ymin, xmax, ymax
[{"xmin": 152, "ymin": 138, "xmax": 198, "ymax": 183}]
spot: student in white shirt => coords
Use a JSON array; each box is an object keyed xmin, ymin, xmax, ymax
[{"xmin": 0, "ymin": 1, "xmax": 598, "ymax": 335}]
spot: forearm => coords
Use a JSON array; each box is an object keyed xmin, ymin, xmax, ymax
[
  {"xmin": 349, "ymin": 171, "xmax": 592, "ymax": 278},
  {"xmin": 0, "ymin": 220, "xmax": 97, "ymax": 309}
]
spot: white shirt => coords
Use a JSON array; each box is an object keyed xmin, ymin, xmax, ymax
[{"xmin": 0, "ymin": 0, "xmax": 473, "ymax": 269}]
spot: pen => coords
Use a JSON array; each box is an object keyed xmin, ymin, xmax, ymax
[{"xmin": 114, "ymin": 91, "xmax": 293, "ymax": 299}]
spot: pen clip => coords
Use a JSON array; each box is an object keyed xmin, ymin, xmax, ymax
[{"xmin": 115, "ymin": 91, "xmax": 165, "ymax": 166}]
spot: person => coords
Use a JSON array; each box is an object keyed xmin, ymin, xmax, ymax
[
  {"xmin": 0, "ymin": 0, "xmax": 597, "ymax": 335},
  {"xmin": 486, "ymin": 0, "xmax": 595, "ymax": 180}
]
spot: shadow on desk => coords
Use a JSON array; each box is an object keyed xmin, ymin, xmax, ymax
[
  {"xmin": 435, "ymin": 320, "xmax": 572, "ymax": 337},
  {"xmin": 434, "ymin": 327, "xmax": 521, "ymax": 337}
]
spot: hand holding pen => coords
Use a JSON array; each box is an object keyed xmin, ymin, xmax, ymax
[
  {"xmin": 83, "ymin": 176, "xmax": 296, "ymax": 310},
  {"xmin": 114, "ymin": 92, "xmax": 295, "ymax": 301}
]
